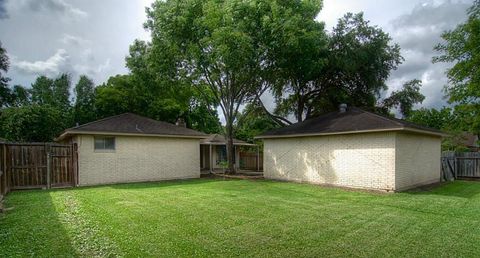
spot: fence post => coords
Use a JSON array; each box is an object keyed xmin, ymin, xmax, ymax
[
  {"xmin": 256, "ymin": 146, "xmax": 260, "ymax": 172},
  {"xmin": 3, "ymin": 144, "xmax": 7, "ymax": 194},
  {"xmin": 454, "ymin": 156, "xmax": 458, "ymax": 179},
  {"xmin": 46, "ymin": 144, "xmax": 51, "ymax": 189}
]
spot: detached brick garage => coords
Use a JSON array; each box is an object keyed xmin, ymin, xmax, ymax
[
  {"xmin": 57, "ymin": 113, "xmax": 207, "ymax": 186},
  {"xmin": 256, "ymin": 106, "xmax": 446, "ymax": 191}
]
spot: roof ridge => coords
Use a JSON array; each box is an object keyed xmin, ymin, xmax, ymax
[
  {"xmin": 351, "ymin": 107, "xmax": 405, "ymax": 128},
  {"xmin": 128, "ymin": 113, "xmax": 201, "ymax": 132},
  {"xmin": 64, "ymin": 113, "xmax": 131, "ymax": 132}
]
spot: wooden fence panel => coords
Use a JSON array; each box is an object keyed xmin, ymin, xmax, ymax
[
  {"xmin": 50, "ymin": 145, "xmax": 75, "ymax": 187},
  {"xmin": 456, "ymin": 152, "xmax": 480, "ymax": 178},
  {"xmin": 6, "ymin": 143, "xmax": 76, "ymax": 190},
  {"xmin": 442, "ymin": 152, "xmax": 480, "ymax": 179},
  {"xmin": 0, "ymin": 143, "xmax": 7, "ymax": 198},
  {"xmin": 239, "ymin": 152, "xmax": 263, "ymax": 171}
]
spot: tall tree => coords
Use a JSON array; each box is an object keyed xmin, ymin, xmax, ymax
[
  {"xmin": 52, "ymin": 73, "xmax": 71, "ymax": 111},
  {"xmin": 31, "ymin": 76, "xmax": 55, "ymax": 105},
  {"xmin": 0, "ymin": 104, "xmax": 64, "ymax": 142},
  {"xmin": 382, "ymin": 79, "xmax": 425, "ymax": 118},
  {"xmin": 10, "ymin": 85, "xmax": 31, "ymax": 107},
  {"xmin": 434, "ymin": 0, "xmax": 480, "ymax": 137},
  {"xmin": 407, "ymin": 107, "xmax": 457, "ymax": 131},
  {"xmin": 31, "ymin": 73, "xmax": 71, "ymax": 110},
  {"xmin": 95, "ymin": 75, "xmax": 138, "ymax": 118},
  {"xmin": 73, "ymin": 75, "xmax": 96, "ymax": 124},
  {"xmin": 270, "ymin": 12, "xmax": 403, "ymax": 123},
  {"xmin": 264, "ymin": 0, "xmax": 328, "ymax": 123},
  {"xmin": 235, "ymin": 102, "xmax": 280, "ymax": 143},
  {"xmin": 145, "ymin": 0, "xmax": 310, "ymax": 173},
  {"xmin": 0, "ymin": 41, "xmax": 12, "ymax": 107}
]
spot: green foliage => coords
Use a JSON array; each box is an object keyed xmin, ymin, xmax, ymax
[
  {"xmin": 407, "ymin": 107, "xmax": 457, "ymax": 131},
  {"xmin": 0, "ymin": 104, "xmax": 65, "ymax": 142},
  {"xmin": 235, "ymin": 103, "xmax": 280, "ymax": 143},
  {"xmin": 272, "ymin": 12, "xmax": 403, "ymax": 122},
  {"xmin": 434, "ymin": 1, "xmax": 480, "ymax": 135},
  {"xmin": 31, "ymin": 73, "xmax": 72, "ymax": 111},
  {"xmin": 382, "ymin": 79, "xmax": 425, "ymax": 118},
  {"xmin": 406, "ymin": 107, "xmax": 474, "ymax": 151},
  {"xmin": 10, "ymin": 85, "xmax": 31, "ymax": 107},
  {"xmin": 143, "ymin": 0, "xmax": 328, "ymax": 171},
  {"xmin": 52, "ymin": 74, "xmax": 72, "ymax": 111},
  {"xmin": 95, "ymin": 75, "xmax": 134, "ymax": 118},
  {"xmin": 74, "ymin": 75, "xmax": 97, "ymax": 125},
  {"xmin": 0, "ymin": 41, "xmax": 12, "ymax": 108},
  {"xmin": 31, "ymin": 76, "xmax": 55, "ymax": 105}
]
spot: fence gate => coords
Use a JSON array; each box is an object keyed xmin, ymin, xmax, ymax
[
  {"xmin": 442, "ymin": 151, "xmax": 480, "ymax": 180},
  {"xmin": 6, "ymin": 143, "xmax": 77, "ymax": 190}
]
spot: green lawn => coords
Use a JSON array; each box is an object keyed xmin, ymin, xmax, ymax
[{"xmin": 1, "ymin": 179, "xmax": 480, "ymax": 257}]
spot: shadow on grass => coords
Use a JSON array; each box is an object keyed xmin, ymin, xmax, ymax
[
  {"xmin": 105, "ymin": 177, "xmax": 223, "ymax": 190},
  {"xmin": 406, "ymin": 180, "xmax": 480, "ymax": 199},
  {"xmin": 0, "ymin": 190, "xmax": 78, "ymax": 256}
]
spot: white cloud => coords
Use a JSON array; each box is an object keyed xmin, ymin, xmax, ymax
[
  {"xmin": 60, "ymin": 34, "xmax": 91, "ymax": 46},
  {"xmin": 12, "ymin": 49, "xmax": 71, "ymax": 76},
  {"xmin": 385, "ymin": 0, "xmax": 472, "ymax": 110},
  {"xmin": 14, "ymin": 0, "xmax": 87, "ymax": 19}
]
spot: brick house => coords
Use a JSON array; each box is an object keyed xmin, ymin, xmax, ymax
[
  {"xmin": 57, "ymin": 113, "xmax": 207, "ymax": 186},
  {"xmin": 256, "ymin": 105, "xmax": 446, "ymax": 191}
]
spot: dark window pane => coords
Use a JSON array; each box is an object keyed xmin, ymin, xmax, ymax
[
  {"xmin": 104, "ymin": 137, "xmax": 115, "ymax": 150},
  {"xmin": 94, "ymin": 137, "xmax": 104, "ymax": 150},
  {"xmin": 94, "ymin": 137, "xmax": 115, "ymax": 150}
]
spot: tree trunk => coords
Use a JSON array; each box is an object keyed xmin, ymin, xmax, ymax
[
  {"xmin": 225, "ymin": 120, "xmax": 236, "ymax": 175},
  {"xmin": 297, "ymin": 97, "xmax": 304, "ymax": 123}
]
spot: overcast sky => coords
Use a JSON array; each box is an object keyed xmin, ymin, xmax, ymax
[{"xmin": 0, "ymin": 0, "xmax": 474, "ymax": 113}]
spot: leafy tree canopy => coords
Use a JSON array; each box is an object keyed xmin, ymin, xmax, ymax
[
  {"xmin": 382, "ymin": 79, "xmax": 425, "ymax": 118},
  {"xmin": 0, "ymin": 104, "xmax": 65, "ymax": 142},
  {"xmin": 74, "ymin": 75, "xmax": 97, "ymax": 125},
  {"xmin": 0, "ymin": 41, "xmax": 12, "ymax": 108},
  {"xmin": 434, "ymin": 0, "xmax": 480, "ymax": 136},
  {"xmin": 142, "ymin": 0, "xmax": 324, "ymax": 172},
  {"xmin": 271, "ymin": 12, "xmax": 403, "ymax": 123}
]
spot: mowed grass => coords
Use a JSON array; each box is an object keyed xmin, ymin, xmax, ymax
[{"xmin": 2, "ymin": 179, "xmax": 480, "ymax": 257}]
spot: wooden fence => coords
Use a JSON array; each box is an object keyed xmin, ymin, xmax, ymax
[
  {"xmin": 0, "ymin": 143, "xmax": 7, "ymax": 200},
  {"xmin": 239, "ymin": 151, "xmax": 263, "ymax": 171},
  {"xmin": 1, "ymin": 143, "xmax": 77, "ymax": 193},
  {"xmin": 442, "ymin": 152, "xmax": 480, "ymax": 180}
]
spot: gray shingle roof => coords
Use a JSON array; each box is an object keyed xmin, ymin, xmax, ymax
[
  {"xmin": 200, "ymin": 134, "xmax": 256, "ymax": 146},
  {"xmin": 57, "ymin": 113, "xmax": 207, "ymax": 140},
  {"xmin": 256, "ymin": 107, "xmax": 445, "ymax": 138}
]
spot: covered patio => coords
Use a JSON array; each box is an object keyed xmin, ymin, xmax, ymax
[{"xmin": 200, "ymin": 134, "xmax": 262, "ymax": 174}]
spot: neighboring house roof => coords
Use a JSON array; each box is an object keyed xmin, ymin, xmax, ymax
[
  {"xmin": 256, "ymin": 107, "xmax": 446, "ymax": 139},
  {"xmin": 56, "ymin": 113, "xmax": 208, "ymax": 141},
  {"xmin": 460, "ymin": 133, "xmax": 479, "ymax": 148},
  {"xmin": 200, "ymin": 134, "xmax": 256, "ymax": 146}
]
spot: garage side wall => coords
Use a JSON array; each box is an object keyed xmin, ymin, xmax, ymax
[
  {"xmin": 263, "ymin": 132, "xmax": 396, "ymax": 191},
  {"xmin": 76, "ymin": 135, "xmax": 200, "ymax": 186},
  {"xmin": 394, "ymin": 132, "xmax": 441, "ymax": 191}
]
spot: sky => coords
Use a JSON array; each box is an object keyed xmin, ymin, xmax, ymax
[{"xmin": 0, "ymin": 0, "xmax": 474, "ymax": 115}]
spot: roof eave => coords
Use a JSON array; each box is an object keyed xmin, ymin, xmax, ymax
[
  {"xmin": 200, "ymin": 142, "xmax": 257, "ymax": 146},
  {"xmin": 255, "ymin": 127, "xmax": 447, "ymax": 139},
  {"xmin": 56, "ymin": 130, "xmax": 209, "ymax": 142}
]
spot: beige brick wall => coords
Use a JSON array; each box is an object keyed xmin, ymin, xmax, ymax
[
  {"xmin": 395, "ymin": 132, "xmax": 441, "ymax": 191},
  {"xmin": 75, "ymin": 135, "xmax": 200, "ymax": 186},
  {"xmin": 263, "ymin": 132, "xmax": 397, "ymax": 191}
]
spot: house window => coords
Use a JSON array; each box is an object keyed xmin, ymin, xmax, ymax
[
  {"xmin": 216, "ymin": 145, "xmax": 235, "ymax": 164},
  {"xmin": 94, "ymin": 136, "xmax": 115, "ymax": 151},
  {"xmin": 217, "ymin": 146, "xmax": 227, "ymax": 164}
]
